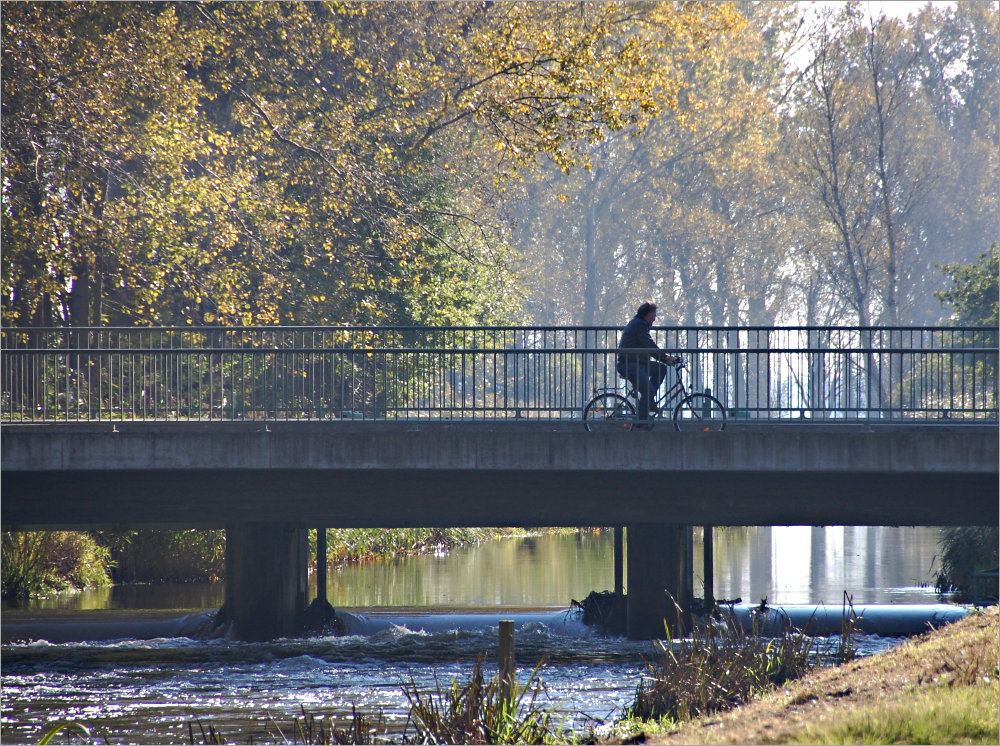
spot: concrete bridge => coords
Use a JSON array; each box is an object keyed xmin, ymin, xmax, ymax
[
  {"xmin": 3, "ymin": 420, "xmax": 996, "ymax": 640},
  {"xmin": 2, "ymin": 325, "xmax": 996, "ymax": 640}
]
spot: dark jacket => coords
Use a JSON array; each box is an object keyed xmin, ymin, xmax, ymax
[{"xmin": 617, "ymin": 314, "xmax": 661, "ymax": 364}]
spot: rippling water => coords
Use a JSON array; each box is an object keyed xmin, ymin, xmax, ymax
[
  {"xmin": 2, "ymin": 609, "xmax": 915, "ymax": 745},
  {"xmin": 1, "ymin": 612, "xmax": 649, "ymax": 743},
  {"xmin": 1, "ymin": 528, "xmax": 951, "ymax": 744}
]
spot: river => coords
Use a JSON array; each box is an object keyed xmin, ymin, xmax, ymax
[{"xmin": 1, "ymin": 526, "xmax": 951, "ymax": 744}]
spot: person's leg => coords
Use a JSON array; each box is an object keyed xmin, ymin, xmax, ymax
[
  {"xmin": 634, "ymin": 362, "xmax": 653, "ymax": 422},
  {"xmin": 648, "ymin": 361, "xmax": 668, "ymax": 412},
  {"xmin": 618, "ymin": 359, "xmax": 650, "ymax": 422}
]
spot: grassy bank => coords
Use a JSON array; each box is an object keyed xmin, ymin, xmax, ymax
[{"xmin": 643, "ymin": 606, "xmax": 999, "ymax": 745}]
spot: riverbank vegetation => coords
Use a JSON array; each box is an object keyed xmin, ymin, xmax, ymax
[
  {"xmin": 625, "ymin": 613, "xmax": 817, "ymax": 725},
  {"xmin": 6, "ymin": 524, "xmax": 995, "ymax": 608},
  {"xmin": 936, "ymin": 526, "xmax": 999, "ymax": 604},
  {"xmin": 645, "ymin": 605, "xmax": 999, "ymax": 745},
  {"xmin": 315, "ymin": 527, "xmax": 519, "ymax": 566},
  {"xmin": 0, "ymin": 527, "xmax": 527, "ymax": 600},
  {"xmin": 0, "ymin": 532, "xmax": 110, "ymax": 600}
]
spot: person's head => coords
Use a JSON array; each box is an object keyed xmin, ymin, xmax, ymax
[{"xmin": 636, "ymin": 302, "xmax": 657, "ymax": 323}]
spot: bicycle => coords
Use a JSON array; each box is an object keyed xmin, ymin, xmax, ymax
[{"xmin": 583, "ymin": 359, "xmax": 727, "ymax": 432}]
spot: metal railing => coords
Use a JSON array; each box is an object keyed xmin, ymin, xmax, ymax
[{"xmin": 2, "ymin": 326, "xmax": 996, "ymax": 423}]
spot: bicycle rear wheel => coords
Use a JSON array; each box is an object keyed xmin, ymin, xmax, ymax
[
  {"xmin": 673, "ymin": 393, "xmax": 726, "ymax": 431},
  {"xmin": 584, "ymin": 393, "xmax": 635, "ymax": 432}
]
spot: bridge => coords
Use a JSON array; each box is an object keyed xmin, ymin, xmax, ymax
[{"xmin": 2, "ymin": 326, "xmax": 997, "ymax": 640}]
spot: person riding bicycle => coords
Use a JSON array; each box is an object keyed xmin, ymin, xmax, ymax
[{"xmin": 616, "ymin": 302, "xmax": 679, "ymax": 428}]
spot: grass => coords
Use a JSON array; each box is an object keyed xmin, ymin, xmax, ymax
[
  {"xmin": 793, "ymin": 685, "xmax": 998, "ymax": 745},
  {"xmin": 646, "ymin": 605, "xmax": 999, "ymax": 745}
]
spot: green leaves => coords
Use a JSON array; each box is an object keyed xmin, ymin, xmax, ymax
[
  {"xmin": 4, "ymin": 2, "xmax": 748, "ymax": 329},
  {"xmin": 936, "ymin": 245, "xmax": 1000, "ymax": 326}
]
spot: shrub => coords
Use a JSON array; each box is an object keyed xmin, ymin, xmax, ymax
[
  {"xmin": 935, "ymin": 526, "xmax": 999, "ymax": 603},
  {"xmin": 2, "ymin": 531, "xmax": 111, "ymax": 599},
  {"xmin": 98, "ymin": 529, "xmax": 226, "ymax": 583}
]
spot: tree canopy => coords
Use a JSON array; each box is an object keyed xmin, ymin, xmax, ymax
[
  {"xmin": 3, "ymin": 1, "xmax": 996, "ymax": 329},
  {"xmin": 2, "ymin": 1, "xmax": 741, "ymax": 327}
]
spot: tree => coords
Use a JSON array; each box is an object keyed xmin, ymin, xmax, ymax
[
  {"xmin": 3, "ymin": 1, "xmax": 749, "ymax": 328},
  {"xmin": 904, "ymin": 1, "xmax": 999, "ymax": 323},
  {"xmin": 788, "ymin": 1, "xmax": 998, "ymax": 326},
  {"xmin": 511, "ymin": 1, "xmax": 796, "ymax": 326},
  {"xmin": 2, "ymin": 3, "xmax": 214, "ymax": 326},
  {"xmin": 936, "ymin": 244, "xmax": 999, "ymax": 326}
]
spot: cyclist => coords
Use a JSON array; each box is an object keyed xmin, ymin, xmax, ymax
[{"xmin": 616, "ymin": 302, "xmax": 679, "ymax": 428}]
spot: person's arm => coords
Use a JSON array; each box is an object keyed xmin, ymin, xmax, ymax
[{"xmin": 641, "ymin": 323, "xmax": 678, "ymax": 364}]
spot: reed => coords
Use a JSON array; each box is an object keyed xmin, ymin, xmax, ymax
[
  {"xmin": 401, "ymin": 657, "xmax": 569, "ymax": 745},
  {"xmin": 184, "ymin": 706, "xmax": 385, "ymax": 745},
  {"xmin": 626, "ymin": 609, "xmax": 816, "ymax": 723},
  {"xmin": 37, "ymin": 721, "xmax": 91, "ymax": 745}
]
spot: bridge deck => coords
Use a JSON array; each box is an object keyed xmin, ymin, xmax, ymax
[{"xmin": 3, "ymin": 422, "xmax": 995, "ymax": 529}]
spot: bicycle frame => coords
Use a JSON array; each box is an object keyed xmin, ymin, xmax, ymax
[{"xmin": 617, "ymin": 366, "xmax": 688, "ymax": 418}]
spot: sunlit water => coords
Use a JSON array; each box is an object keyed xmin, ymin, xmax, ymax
[{"xmin": 1, "ymin": 527, "xmax": 952, "ymax": 744}]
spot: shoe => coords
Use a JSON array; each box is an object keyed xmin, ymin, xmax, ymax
[{"xmin": 634, "ymin": 423, "xmax": 655, "ymax": 431}]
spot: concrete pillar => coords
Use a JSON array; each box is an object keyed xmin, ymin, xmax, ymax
[
  {"xmin": 316, "ymin": 527, "xmax": 328, "ymax": 604},
  {"xmin": 224, "ymin": 523, "xmax": 308, "ymax": 641},
  {"xmin": 626, "ymin": 523, "xmax": 691, "ymax": 639},
  {"xmin": 613, "ymin": 526, "xmax": 624, "ymax": 596},
  {"xmin": 704, "ymin": 525, "xmax": 715, "ymax": 612}
]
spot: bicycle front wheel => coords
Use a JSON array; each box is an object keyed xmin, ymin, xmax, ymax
[
  {"xmin": 584, "ymin": 393, "xmax": 635, "ymax": 432},
  {"xmin": 673, "ymin": 393, "xmax": 726, "ymax": 431}
]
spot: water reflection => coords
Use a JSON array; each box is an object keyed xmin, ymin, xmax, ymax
[
  {"xmin": 705, "ymin": 525, "xmax": 942, "ymax": 605},
  {"xmin": 2, "ymin": 526, "xmax": 944, "ymax": 616}
]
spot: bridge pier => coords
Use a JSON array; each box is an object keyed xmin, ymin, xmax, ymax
[
  {"xmin": 222, "ymin": 523, "xmax": 309, "ymax": 641},
  {"xmin": 626, "ymin": 523, "xmax": 692, "ymax": 639}
]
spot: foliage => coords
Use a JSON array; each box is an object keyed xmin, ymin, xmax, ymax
[
  {"xmin": 935, "ymin": 526, "xmax": 999, "ymax": 603},
  {"xmin": 320, "ymin": 526, "xmax": 511, "ymax": 566},
  {"xmin": 96, "ymin": 529, "xmax": 226, "ymax": 584},
  {"xmin": 936, "ymin": 244, "xmax": 1000, "ymax": 326},
  {"xmin": 2, "ymin": 1, "xmax": 742, "ymax": 329},
  {"xmin": 788, "ymin": 2, "xmax": 999, "ymax": 326},
  {"xmin": 513, "ymin": 2, "xmax": 997, "ymax": 327},
  {"xmin": 626, "ymin": 611, "xmax": 815, "ymax": 722},
  {"xmin": 511, "ymin": 0, "xmax": 783, "ymax": 326},
  {"xmin": 1, "ymin": 531, "xmax": 111, "ymax": 599}
]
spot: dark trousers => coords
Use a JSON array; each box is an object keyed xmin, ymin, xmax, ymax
[{"xmin": 617, "ymin": 358, "xmax": 668, "ymax": 422}]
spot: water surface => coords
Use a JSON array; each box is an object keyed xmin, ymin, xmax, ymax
[{"xmin": 1, "ymin": 526, "xmax": 950, "ymax": 744}]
